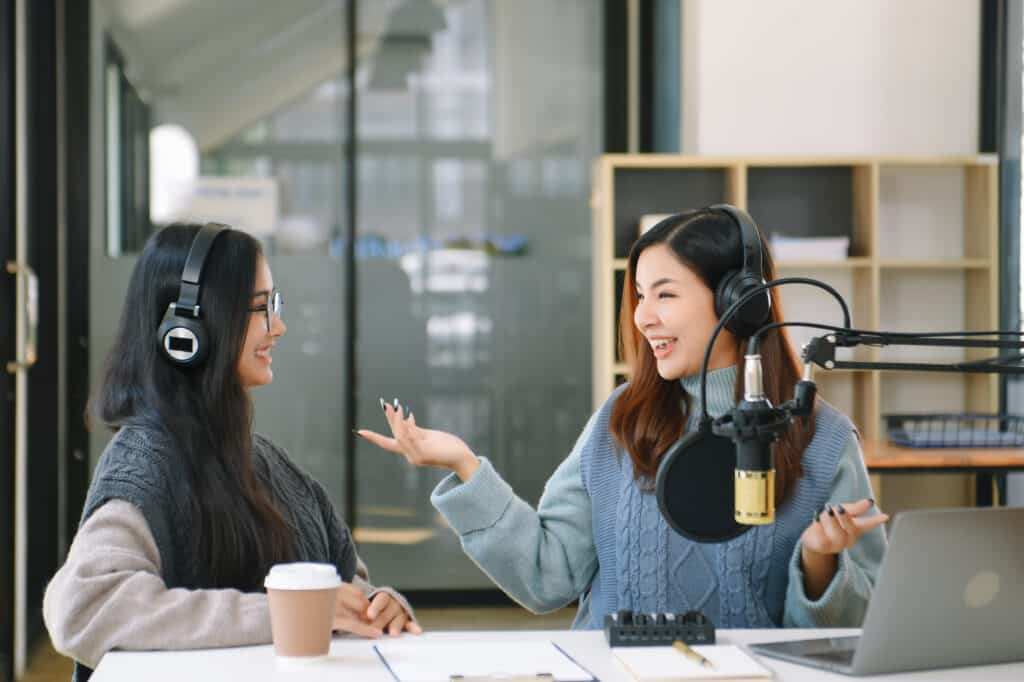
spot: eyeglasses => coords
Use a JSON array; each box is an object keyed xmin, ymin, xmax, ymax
[{"xmin": 248, "ymin": 289, "xmax": 283, "ymax": 333}]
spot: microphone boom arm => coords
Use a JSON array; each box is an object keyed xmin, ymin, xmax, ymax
[{"xmin": 801, "ymin": 331, "xmax": 1024, "ymax": 375}]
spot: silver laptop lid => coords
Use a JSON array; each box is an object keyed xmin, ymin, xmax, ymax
[{"xmin": 853, "ymin": 506, "xmax": 1024, "ymax": 675}]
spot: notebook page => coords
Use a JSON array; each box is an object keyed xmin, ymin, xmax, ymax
[
  {"xmin": 374, "ymin": 640, "xmax": 594, "ymax": 682},
  {"xmin": 613, "ymin": 645, "xmax": 773, "ymax": 681}
]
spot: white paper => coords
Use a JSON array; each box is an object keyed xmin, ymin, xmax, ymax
[
  {"xmin": 613, "ymin": 645, "xmax": 773, "ymax": 681},
  {"xmin": 639, "ymin": 214, "xmax": 674, "ymax": 235},
  {"xmin": 769, "ymin": 235, "xmax": 849, "ymax": 261},
  {"xmin": 374, "ymin": 640, "xmax": 593, "ymax": 682}
]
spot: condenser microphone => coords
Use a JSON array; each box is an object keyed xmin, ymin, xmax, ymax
[
  {"xmin": 656, "ymin": 275, "xmax": 845, "ymax": 541},
  {"xmin": 711, "ymin": 354, "xmax": 790, "ymax": 525}
]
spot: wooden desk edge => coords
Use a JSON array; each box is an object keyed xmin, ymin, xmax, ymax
[{"xmin": 862, "ymin": 438, "xmax": 1024, "ymax": 470}]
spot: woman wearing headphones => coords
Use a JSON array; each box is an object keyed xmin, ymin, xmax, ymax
[
  {"xmin": 359, "ymin": 206, "xmax": 888, "ymax": 630},
  {"xmin": 44, "ymin": 224, "xmax": 419, "ymax": 680}
]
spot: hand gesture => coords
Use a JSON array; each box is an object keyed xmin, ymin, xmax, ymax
[
  {"xmin": 801, "ymin": 498, "xmax": 889, "ymax": 557},
  {"xmin": 366, "ymin": 591, "xmax": 423, "ymax": 637},
  {"xmin": 332, "ymin": 584, "xmax": 422, "ymax": 638},
  {"xmin": 357, "ymin": 400, "xmax": 480, "ymax": 481},
  {"xmin": 332, "ymin": 583, "xmax": 382, "ymax": 638}
]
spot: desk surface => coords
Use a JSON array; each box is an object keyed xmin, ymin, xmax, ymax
[
  {"xmin": 91, "ymin": 628, "xmax": 1024, "ymax": 681},
  {"xmin": 862, "ymin": 438, "xmax": 1024, "ymax": 472}
]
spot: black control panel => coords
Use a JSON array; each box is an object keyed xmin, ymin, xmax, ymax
[{"xmin": 603, "ymin": 609, "xmax": 716, "ymax": 647}]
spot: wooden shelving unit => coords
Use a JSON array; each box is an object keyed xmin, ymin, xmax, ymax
[{"xmin": 591, "ymin": 154, "xmax": 999, "ymax": 509}]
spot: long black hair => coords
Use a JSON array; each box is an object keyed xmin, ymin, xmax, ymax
[{"xmin": 94, "ymin": 223, "xmax": 293, "ymax": 590}]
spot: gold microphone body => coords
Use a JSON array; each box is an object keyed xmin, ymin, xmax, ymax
[
  {"xmin": 731, "ymin": 354, "xmax": 781, "ymax": 525},
  {"xmin": 735, "ymin": 468, "xmax": 775, "ymax": 524}
]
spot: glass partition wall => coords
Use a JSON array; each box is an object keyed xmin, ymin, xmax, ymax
[{"xmin": 90, "ymin": 0, "xmax": 602, "ymax": 590}]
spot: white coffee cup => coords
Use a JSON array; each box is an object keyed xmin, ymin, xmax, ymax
[{"xmin": 264, "ymin": 562, "xmax": 341, "ymax": 661}]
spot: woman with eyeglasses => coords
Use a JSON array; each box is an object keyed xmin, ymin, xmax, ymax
[{"xmin": 44, "ymin": 223, "xmax": 419, "ymax": 681}]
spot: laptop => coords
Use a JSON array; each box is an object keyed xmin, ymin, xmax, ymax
[{"xmin": 749, "ymin": 506, "xmax": 1024, "ymax": 675}]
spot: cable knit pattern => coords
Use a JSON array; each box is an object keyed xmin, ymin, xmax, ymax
[
  {"xmin": 581, "ymin": 366, "xmax": 851, "ymax": 629},
  {"xmin": 79, "ymin": 426, "xmax": 359, "ymax": 590},
  {"xmin": 616, "ymin": 456, "xmax": 668, "ymax": 613}
]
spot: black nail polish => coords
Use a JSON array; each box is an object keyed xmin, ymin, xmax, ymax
[
  {"xmin": 813, "ymin": 511, "xmax": 820, "ymax": 523},
  {"xmin": 837, "ymin": 505, "xmax": 846, "ymax": 515},
  {"xmin": 867, "ymin": 498, "xmax": 875, "ymax": 506},
  {"xmin": 827, "ymin": 506, "xmax": 835, "ymax": 516}
]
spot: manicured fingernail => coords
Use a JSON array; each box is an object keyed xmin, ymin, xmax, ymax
[
  {"xmin": 821, "ymin": 504, "xmax": 830, "ymax": 515},
  {"xmin": 827, "ymin": 505, "xmax": 835, "ymax": 517},
  {"xmin": 813, "ymin": 511, "xmax": 820, "ymax": 523},
  {"xmin": 867, "ymin": 498, "xmax": 875, "ymax": 506},
  {"xmin": 837, "ymin": 505, "xmax": 846, "ymax": 515},
  {"xmin": 393, "ymin": 398, "xmax": 399, "ymax": 408},
  {"xmin": 379, "ymin": 398, "xmax": 386, "ymax": 412},
  {"xmin": 353, "ymin": 429, "xmax": 363, "ymax": 438}
]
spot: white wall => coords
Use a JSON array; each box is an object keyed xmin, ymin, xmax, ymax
[{"xmin": 682, "ymin": 0, "xmax": 980, "ymax": 155}]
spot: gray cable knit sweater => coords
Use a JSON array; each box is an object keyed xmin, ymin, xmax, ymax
[{"xmin": 43, "ymin": 425, "xmax": 413, "ymax": 677}]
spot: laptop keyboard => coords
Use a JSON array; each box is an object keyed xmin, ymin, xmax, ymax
[{"xmin": 804, "ymin": 646, "xmax": 857, "ymax": 666}]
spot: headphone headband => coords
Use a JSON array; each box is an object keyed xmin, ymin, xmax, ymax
[
  {"xmin": 709, "ymin": 204, "xmax": 771, "ymax": 337},
  {"xmin": 174, "ymin": 222, "xmax": 228, "ymax": 316},
  {"xmin": 710, "ymin": 204, "xmax": 766, "ymax": 285},
  {"xmin": 157, "ymin": 222, "xmax": 228, "ymax": 367}
]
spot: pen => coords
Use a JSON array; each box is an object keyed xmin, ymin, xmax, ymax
[{"xmin": 672, "ymin": 640, "xmax": 714, "ymax": 669}]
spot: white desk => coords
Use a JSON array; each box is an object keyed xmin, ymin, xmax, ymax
[{"xmin": 91, "ymin": 628, "xmax": 1024, "ymax": 681}]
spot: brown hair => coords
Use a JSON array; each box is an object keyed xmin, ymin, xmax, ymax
[{"xmin": 609, "ymin": 209, "xmax": 814, "ymax": 504}]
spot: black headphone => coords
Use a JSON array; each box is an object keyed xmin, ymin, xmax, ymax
[
  {"xmin": 710, "ymin": 204, "xmax": 771, "ymax": 338},
  {"xmin": 157, "ymin": 223, "xmax": 228, "ymax": 367}
]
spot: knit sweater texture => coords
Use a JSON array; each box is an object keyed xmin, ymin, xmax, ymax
[{"xmin": 432, "ymin": 365, "xmax": 886, "ymax": 630}]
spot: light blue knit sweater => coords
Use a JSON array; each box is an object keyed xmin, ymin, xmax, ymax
[{"xmin": 432, "ymin": 365, "xmax": 887, "ymax": 629}]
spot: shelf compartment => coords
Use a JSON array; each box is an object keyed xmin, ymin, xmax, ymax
[
  {"xmin": 612, "ymin": 167, "xmax": 733, "ymax": 259},
  {"xmin": 878, "ymin": 270, "xmax": 972, "ymax": 365},
  {"xmin": 878, "ymin": 165, "xmax": 987, "ymax": 261},
  {"xmin": 747, "ymin": 165, "xmax": 871, "ymax": 258},
  {"xmin": 773, "ymin": 266, "xmax": 875, "ymax": 364}
]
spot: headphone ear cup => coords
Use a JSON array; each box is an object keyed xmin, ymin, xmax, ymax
[
  {"xmin": 714, "ymin": 270, "xmax": 771, "ymax": 338},
  {"xmin": 158, "ymin": 306, "xmax": 210, "ymax": 367},
  {"xmin": 713, "ymin": 269, "xmax": 741, "ymax": 323}
]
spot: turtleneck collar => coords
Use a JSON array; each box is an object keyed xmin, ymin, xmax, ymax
[{"xmin": 678, "ymin": 364, "xmax": 738, "ymax": 420}]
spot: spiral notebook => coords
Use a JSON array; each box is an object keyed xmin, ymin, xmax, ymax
[{"xmin": 613, "ymin": 645, "xmax": 774, "ymax": 681}]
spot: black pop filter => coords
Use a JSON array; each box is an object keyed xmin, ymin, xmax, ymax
[{"xmin": 655, "ymin": 426, "xmax": 752, "ymax": 543}]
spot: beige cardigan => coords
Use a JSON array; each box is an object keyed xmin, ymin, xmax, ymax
[{"xmin": 43, "ymin": 499, "xmax": 414, "ymax": 669}]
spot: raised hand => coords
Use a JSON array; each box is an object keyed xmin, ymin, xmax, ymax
[
  {"xmin": 801, "ymin": 498, "xmax": 889, "ymax": 556},
  {"xmin": 356, "ymin": 400, "xmax": 481, "ymax": 481},
  {"xmin": 799, "ymin": 498, "xmax": 889, "ymax": 599}
]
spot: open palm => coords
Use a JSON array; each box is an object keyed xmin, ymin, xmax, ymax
[
  {"xmin": 800, "ymin": 498, "xmax": 889, "ymax": 555},
  {"xmin": 357, "ymin": 402, "xmax": 477, "ymax": 474}
]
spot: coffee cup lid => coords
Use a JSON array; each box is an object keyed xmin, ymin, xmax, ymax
[{"xmin": 264, "ymin": 562, "xmax": 341, "ymax": 591}]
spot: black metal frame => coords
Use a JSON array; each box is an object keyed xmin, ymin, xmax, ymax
[
  {"xmin": 637, "ymin": 0, "xmax": 654, "ymax": 152},
  {"xmin": 1, "ymin": 0, "xmax": 16, "ymax": 676},
  {"xmin": 344, "ymin": 0, "xmax": 358, "ymax": 528},
  {"xmin": 981, "ymin": 0, "xmax": 1022, "ymax": 505},
  {"xmin": 62, "ymin": 0, "xmax": 91, "ymax": 545},
  {"xmin": 604, "ymin": 0, "xmax": 628, "ymax": 152},
  {"xmin": 636, "ymin": 0, "xmax": 681, "ymax": 153},
  {"xmin": 24, "ymin": 0, "xmax": 61, "ymax": 653}
]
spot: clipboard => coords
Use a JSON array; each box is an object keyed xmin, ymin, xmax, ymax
[
  {"xmin": 373, "ymin": 640, "xmax": 596, "ymax": 682},
  {"xmin": 450, "ymin": 676, "xmax": 555, "ymax": 682}
]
